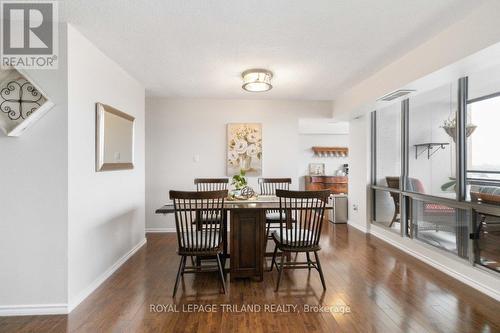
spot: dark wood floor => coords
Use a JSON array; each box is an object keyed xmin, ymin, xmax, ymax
[{"xmin": 1, "ymin": 223, "xmax": 499, "ymax": 333}]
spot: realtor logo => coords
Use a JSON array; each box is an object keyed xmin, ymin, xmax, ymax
[{"xmin": 1, "ymin": 0, "xmax": 58, "ymax": 69}]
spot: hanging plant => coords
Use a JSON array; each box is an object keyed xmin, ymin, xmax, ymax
[{"xmin": 441, "ymin": 116, "xmax": 477, "ymax": 142}]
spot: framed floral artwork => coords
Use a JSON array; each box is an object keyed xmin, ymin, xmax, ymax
[{"xmin": 227, "ymin": 123, "xmax": 262, "ymax": 176}]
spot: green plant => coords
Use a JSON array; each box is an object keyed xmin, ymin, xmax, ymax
[
  {"xmin": 441, "ymin": 180, "xmax": 456, "ymax": 192},
  {"xmin": 231, "ymin": 169, "xmax": 248, "ymax": 190}
]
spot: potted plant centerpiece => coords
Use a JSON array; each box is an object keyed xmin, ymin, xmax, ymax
[{"xmin": 229, "ymin": 169, "xmax": 256, "ymax": 200}]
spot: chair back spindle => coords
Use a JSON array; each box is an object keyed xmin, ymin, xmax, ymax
[
  {"xmin": 194, "ymin": 178, "xmax": 229, "ymax": 192},
  {"xmin": 276, "ymin": 189, "xmax": 330, "ymax": 249},
  {"xmin": 258, "ymin": 178, "xmax": 291, "ymax": 195},
  {"xmin": 170, "ymin": 190, "xmax": 227, "ymax": 254}
]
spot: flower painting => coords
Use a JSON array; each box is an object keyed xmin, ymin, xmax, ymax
[{"xmin": 227, "ymin": 123, "xmax": 262, "ymax": 176}]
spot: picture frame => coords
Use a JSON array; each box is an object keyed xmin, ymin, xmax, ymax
[
  {"xmin": 227, "ymin": 123, "xmax": 262, "ymax": 176},
  {"xmin": 309, "ymin": 163, "xmax": 325, "ymax": 175},
  {"xmin": 95, "ymin": 103, "xmax": 135, "ymax": 172}
]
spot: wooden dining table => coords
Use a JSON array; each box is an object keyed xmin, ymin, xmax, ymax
[
  {"xmin": 156, "ymin": 196, "xmax": 282, "ymax": 281},
  {"xmin": 156, "ymin": 196, "xmax": 333, "ymax": 282}
]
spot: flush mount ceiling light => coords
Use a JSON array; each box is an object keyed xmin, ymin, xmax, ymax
[{"xmin": 241, "ymin": 69, "xmax": 273, "ymax": 92}]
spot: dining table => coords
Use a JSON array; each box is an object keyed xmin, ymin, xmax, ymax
[
  {"xmin": 156, "ymin": 195, "xmax": 333, "ymax": 282},
  {"xmin": 156, "ymin": 196, "xmax": 281, "ymax": 281}
]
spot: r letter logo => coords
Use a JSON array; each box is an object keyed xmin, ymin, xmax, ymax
[{"xmin": 1, "ymin": 1, "xmax": 58, "ymax": 69}]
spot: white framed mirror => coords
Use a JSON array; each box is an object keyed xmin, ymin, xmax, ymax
[{"xmin": 95, "ymin": 103, "xmax": 135, "ymax": 171}]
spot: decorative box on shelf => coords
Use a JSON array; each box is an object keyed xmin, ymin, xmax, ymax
[
  {"xmin": 0, "ymin": 68, "xmax": 54, "ymax": 137},
  {"xmin": 312, "ymin": 146, "xmax": 348, "ymax": 157}
]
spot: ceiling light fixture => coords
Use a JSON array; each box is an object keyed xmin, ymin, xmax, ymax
[{"xmin": 242, "ymin": 69, "xmax": 273, "ymax": 92}]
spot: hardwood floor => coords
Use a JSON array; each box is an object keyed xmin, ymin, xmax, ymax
[{"xmin": 1, "ymin": 223, "xmax": 499, "ymax": 333}]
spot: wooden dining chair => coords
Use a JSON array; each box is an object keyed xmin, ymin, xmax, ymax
[
  {"xmin": 269, "ymin": 189, "xmax": 330, "ymax": 291},
  {"xmin": 385, "ymin": 176, "xmax": 401, "ymax": 227},
  {"xmin": 194, "ymin": 178, "xmax": 230, "ymax": 266},
  {"xmin": 193, "ymin": 178, "xmax": 229, "ymax": 248},
  {"xmin": 170, "ymin": 190, "xmax": 228, "ymax": 297},
  {"xmin": 258, "ymin": 178, "xmax": 292, "ymax": 240},
  {"xmin": 194, "ymin": 178, "xmax": 229, "ymax": 191}
]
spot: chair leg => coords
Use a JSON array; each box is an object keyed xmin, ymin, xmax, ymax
[
  {"xmin": 313, "ymin": 251, "xmax": 326, "ymax": 290},
  {"xmin": 389, "ymin": 203, "xmax": 400, "ymax": 228},
  {"xmin": 275, "ymin": 251, "xmax": 286, "ymax": 292},
  {"xmin": 269, "ymin": 243, "xmax": 278, "ymax": 272},
  {"xmin": 181, "ymin": 255, "xmax": 188, "ymax": 276},
  {"xmin": 173, "ymin": 256, "xmax": 186, "ymax": 297},
  {"xmin": 306, "ymin": 252, "xmax": 312, "ymax": 271},
  {"xmin": 216, "ymin": 253, "xmax": 226, "ymax": 294},
  {"xmin": 389, "ymin": 211, "xmax": 397, "ymax": 228}
]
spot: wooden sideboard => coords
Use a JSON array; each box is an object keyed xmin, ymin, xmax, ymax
[{"xmin": 304, "ymin": 176, "xmax": 348, "ymax": 194}]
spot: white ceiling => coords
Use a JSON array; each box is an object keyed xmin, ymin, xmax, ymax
[{"xmin": 60, "ymin": 0, "xmax": 484, "ymax": 100}]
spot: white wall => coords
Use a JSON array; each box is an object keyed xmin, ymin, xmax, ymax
[
  {"xmin": 347, "ymin": 115, "xmax": 370, "ymax": 232},
  {"xmin": 146, "ymin": 99, "xmax": 331, "ymax": 231},
  {"xmin": 67, "ymin": 25, "xmax": 145, "ymax": 307},
  {"xmin": 0, "ymin": 24, "xmax": 69, "ymax": 310}
]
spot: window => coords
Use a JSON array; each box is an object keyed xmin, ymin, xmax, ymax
[
  {"xmin": 408, "ymin": 83, "xmax": 457, "ymax": 199},
  {"xmin": 373, "ymin": 103, "xmax": 403, "ymax": 233},
  {"xmin": 371, "ymin": 71, "xmax": 500, "ymax": 273},
  {"xmin": 467, "ymin": 64, "xmax": 500, "ymax": 203},
  {"xmin": 467, "ymin": 96, "xmax": 500, "ymax": 180},
  {"xmin": 375, "ymin": 103, "xmax": 401, "ymax": 187}
]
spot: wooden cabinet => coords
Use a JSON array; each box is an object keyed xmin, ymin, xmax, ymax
[{"xmin": 304, "ymin": 176, "xmax": 348, "ymax": 194}]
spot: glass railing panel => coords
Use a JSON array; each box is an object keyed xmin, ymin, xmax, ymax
[
  {"xmin": 373, "ymin": 189, "xmax": 401, "ymax": 234},
  {"xmin": 411, "ymin": 199, "xmax": 470, "ymax": 259},
  {"xmin": 474, "ymin": 212, "xmax": 500, "ymax": 273}
]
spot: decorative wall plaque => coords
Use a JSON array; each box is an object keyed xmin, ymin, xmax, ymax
[{"xmin": 0, "ymin": 68, "xmax": 54, "ymax": 136}]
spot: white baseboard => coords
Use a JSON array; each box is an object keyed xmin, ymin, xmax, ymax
[
  {"xmin": 370, "ymin": 226, "xmax": 500, "ymax": 302},
  {"xmin": 146, "ymin": 227, "xmax": 176, "ymax": 233},
  {"xmin": 0, "ymin": 303, "xmax": 68, "ymax": 316},
  {"xmin": 0, "ymin": 238, "xmax": 147, "ymax": 316},
  {"xmin": 347, "ymin": 220, "xmax": 369, "ymax": 233},
  {"xmin": 68, "ymin": 237, "xmax": 147, "ymax": 312}
]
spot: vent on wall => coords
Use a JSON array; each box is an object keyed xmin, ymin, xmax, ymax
[{"xmin": 378, "ymin": 89, "xmax": 415, "ymax": 101}]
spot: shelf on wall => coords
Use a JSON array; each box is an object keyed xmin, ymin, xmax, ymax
[
  {"xmin": 312, "ymin": 146, "xmax": 348, "ymax": 157},
  {"xmin": 414, "ymin": 142, "xmax": 449, "ymax": 159}
]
